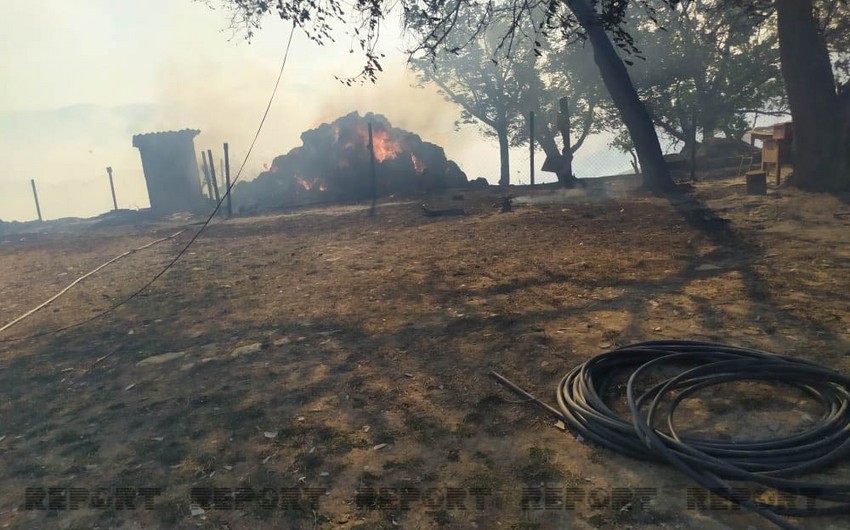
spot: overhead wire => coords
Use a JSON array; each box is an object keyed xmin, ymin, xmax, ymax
[
  {"xmin": 0, "ymin": 22, "xmax": 298, "ymax": 344},
  {"xmin": 0, "ymin": 229, "xmax": 187, "ymax": 336}
]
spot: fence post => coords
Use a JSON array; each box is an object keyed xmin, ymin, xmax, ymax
[
  {"xmin": 690, "ymin": 107, "xmax": 698, "ymax": 182},
  {"xmin": 368, "ymin": 122, "xmax": 376, "ymax": 216},
  {"xmin": 223, "ymin": 143, "xmax": 232, "ymax": 217},
  {"xmin": 206, "ymin": 149, "xmax": 221, "ymax": 203},
  {"xmin": 529, "ymin": 111, "xmax": 535, "ymax": 186},
  {"xmin": 31, "ymin": 179, "xmax": 43, "ymax": 221},
  {"xmin": 106, "ymin": 167, "xmax": 118, "ymax": 210}
]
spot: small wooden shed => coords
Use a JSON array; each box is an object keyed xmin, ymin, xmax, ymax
[
  {"xmin": 133, "ymin": 129, "xmax": 206, "ymax": 214},
  {"xmin": 748, "ymin": 122, "xmax": 793, "ymax": 183}
]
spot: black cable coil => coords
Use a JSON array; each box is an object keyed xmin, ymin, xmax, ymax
[{"xmin": 556, "ymin": 340, "xmax": 850, "ymax": 529}]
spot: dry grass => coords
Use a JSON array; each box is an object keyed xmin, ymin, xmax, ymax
[{"xmin": 1, "ymin": 177, "xmax": 850, "ymax": 529}]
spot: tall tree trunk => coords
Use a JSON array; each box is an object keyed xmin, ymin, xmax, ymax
[
  {"xmin": 556, "ymin": 97, "xmax": 575, "ymax": 186},
  {"xmin": 841, "ymin": 83, "xmax": 850, "ymax": 148},
  {"xmin": 538, "ymin": 129, "xmax": 581, "ymax": 187},
  {"xmin": 538, "ymin": 133, "xmax": 561, "ymax": 166},
  {"xmin": 776, "ymin": 0, "xmax": 850, "ymax": 191},
  {"xmin": 679, "ymin": 116, "xmax": 699, "ymax": 158},
  {"xmin": 570, "ymin": 0, "xmax": 675, "ymax": 193},
  {"xmin": 497, "ymin": 125, "xmax": 510, "ymax": 186}
]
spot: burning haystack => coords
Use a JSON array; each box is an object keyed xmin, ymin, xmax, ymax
[{"xmin": 234, "ymin": 112, "xmax": 467, "ymax": 210}]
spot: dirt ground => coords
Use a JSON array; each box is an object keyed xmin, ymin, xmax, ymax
[{"xmin": 1, "ymin": 175, "xmax": 849, "ymax": 530}]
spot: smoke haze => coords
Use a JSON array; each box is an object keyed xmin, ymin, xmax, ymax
[{"xmin": 0, "ymin": 0, "xmax": 629, "ymax": 222}]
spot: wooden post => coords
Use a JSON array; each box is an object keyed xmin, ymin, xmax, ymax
[
  {"xmin": 529, "ymin": 111, "xmax": 535, "ymax": 186},
  {"xmin": 690, "ymin": 107, "xmax": 698, "ymax": 182},
  {"xmin": 200, "ymin": 153, "xmax": 214, "ymax": 199},
  {"xmin": 31, "ymin": 179, "xmax": 43, "ymax": 221},
  {"xmin": 556, "ymin": 97, "xmax": 573, "ymax": 186},
  {"xmin": 223, "ymin": 143, "xmax": 232, "ymax": 217},
  {"xmin": 691, "ymin": 106, "xmax": 705, "ymax": 182},
  {"xmin": 106, "ymin": 166, "xmax": 118, "ymax": 210},
  {"xmin": 206, "ymin": 149, "xmax": 221, "ymax": 202},
  {"xmin": 368, "ymin": 122, "xmax": 376, "ymax": 216},
  {"xmin": 690, "ymin": 141, "xmax": 697, "ymax": 182}
]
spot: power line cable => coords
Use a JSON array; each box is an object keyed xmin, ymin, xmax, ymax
[
  {"xmin": 0, "ymin": 229, "xmax": 187, "ymax": 336},
  {"xmin": 0, "ymin": 22, "xmax": 297, "ymax": 344}
]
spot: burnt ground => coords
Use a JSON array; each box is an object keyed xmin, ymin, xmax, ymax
[{"xmin": 1, "ymin": 176, "xmax": 850, "ymax": 530}]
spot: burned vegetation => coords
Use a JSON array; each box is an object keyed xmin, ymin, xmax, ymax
[{"xmin": 233, "ymin": 112, "xmax": 469, "ymax": 212}]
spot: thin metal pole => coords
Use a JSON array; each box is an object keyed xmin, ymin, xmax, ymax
[
  {"xmin": 31, "ymin": 179, "xmax": 43, "ymax": 221},
  {"xmin": 223, "ymin": 143, "xmax": 232, "ymax": 217},
  {"xmin": 106, "ymin": 167, "xmax": 118, "ymax": 210},
  {"xmin": 529, "ymin": 111, "xmax": 535, "ymax": 186},
  {"xmin": 489, "ymin": 371, "xmax": 564, "ymax": 421}
]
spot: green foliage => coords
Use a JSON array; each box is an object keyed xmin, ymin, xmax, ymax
[
  {"xmin": 214, "ymin": 0, "xmax": 672, "ymax": 85},
  {"xmin": 816, "ymin": 0, "xmax": 850, "ymax": 82},
  {"xmin": 619, "ymin": 0, "xmax": 785, "ymax": 149},
  {"xmin": 407, "ymin": 16, "xmax": 535, "ymax": 142},
  {"xmin": 406, "ymin": 10, "xmax": 608, "ymax": 182},
  {"xmin": 216, "ymin": 0, "xmax": 850, "ymax": 186}
]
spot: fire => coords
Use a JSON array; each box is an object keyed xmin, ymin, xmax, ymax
[
  {"xmin": 355, "ymin": 125, "xmax": 404, "ymax": 162},
  {"xmin": 242, "ymin": 112, "xmax": 469, "ymax": 209},
  {"xmin": 294, "ymin": 176, "xmax": 327, "ymax": 192},
  {"xmin": 411, "ymin": 153, "xmax": 425, "ymax": 174},
  {"xmin": 372, "ymin": 130, "xmax": 404, "ymax": 162}
]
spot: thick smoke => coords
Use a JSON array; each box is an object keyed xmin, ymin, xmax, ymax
[
  {"xmin": 233, "ymin": 111, "xmax": 467, "ymax": 212},
  {"xmin": 0, "ymin": 12, "xmax": 474, "ymax": 221}
]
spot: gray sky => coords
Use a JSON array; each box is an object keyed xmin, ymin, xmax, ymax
[{"xmin": 0, "ymin": 0, "xmax": 627, "ymax": 221}]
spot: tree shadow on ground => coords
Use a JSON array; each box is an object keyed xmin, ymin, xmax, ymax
[{"xmin": 2, "ymin": 190, "xmax": 848, "ymax": 530}]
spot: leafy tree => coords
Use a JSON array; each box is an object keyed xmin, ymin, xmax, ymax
[
  {"xmin": 816, "ymin": 0, "xmax": 850, "ymax": 82},
  {"xmin": 522, "ymin": 38, "xmax": 606, "ymax": 186},
  {"xmin": 627, "ymin": 0, "xmax": 784, "ymax": 152},
  {"xmin": 218, "ymin": 0, "xmax": 678, "ymax": 192},
  {"xmin": 713, "ymin": 0, "xmax": 850, "ymax": 191},
  {"xmin": 409, "ymin": 20, "xmax": 539, "ymax": 186},
  {"xmin": 775, "ymin": 0, "xmax": 849, "ymax": 191},
  {"xmin": 532, "ymin": 0, "xmax": 676, "ymax": 191},
  {"xmin": 409, "ymin": 16, "xmax": 604, "ymax": 187},
  {"xmin": 598, "ymin": 0, "xmax": 849, "ymax": 191}
]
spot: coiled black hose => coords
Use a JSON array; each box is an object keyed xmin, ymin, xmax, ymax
[{"xmin": 492, "ymin": 340, "xmax": 850, "ymax": 530}]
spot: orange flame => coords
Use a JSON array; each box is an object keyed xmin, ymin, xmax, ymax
[
  {"xmin": 319, "ymin": 181, "xmax": 327, "ymax": 192},
  {"xmin": 373, "ymin": 130, "xmax": 403, "ymax": 162},
  {"xmin": 411, "ymin": 153, "xmax": 425, "ymax": 174},
  {"xmin": 295, "ymin": 176, "xmax": 311, "ymax": 190},
  {"xmin": 356, "ymin": 125, "xmax": 403, "ymax": 162}
]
